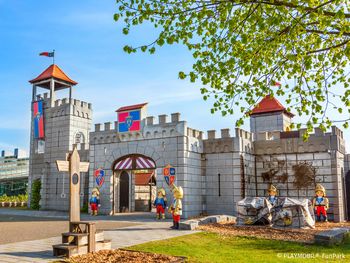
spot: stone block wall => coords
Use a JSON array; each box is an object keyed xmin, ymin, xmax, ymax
[
  {"xmin": 202, "ymin": 128, "xmax": 254, "ymax": 216},
  {"xmin": 28, "ymin": 92, "xmax": 92, "ymax": 212},
  {"xmin": 89, "ymin": 112, "xmax": 205, "ymax": 217},
  {"xmin": 253, "ymin": 127, "xmax": 347, "ymax": 222},
  {"xmin": 250, "ymin": 112, "xmax": 291, "ymax": 134}
]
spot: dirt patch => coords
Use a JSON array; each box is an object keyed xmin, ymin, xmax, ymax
[
  {"xmin": 198, "ymin": 222, "xmax": 350, "ymax": 243},
  {"xmin": 61, "ymin": 249, "xmax": 184, "ymax": 263}
]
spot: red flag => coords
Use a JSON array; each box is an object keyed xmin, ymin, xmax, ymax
[{"xmin": 39, "ymin": 51, "xmax": 54, "ymax": 57}]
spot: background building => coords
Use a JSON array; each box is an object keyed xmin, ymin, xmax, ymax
[{"xmin": 0, "ymin": 148, "xmax": 29, "ymax": 196}]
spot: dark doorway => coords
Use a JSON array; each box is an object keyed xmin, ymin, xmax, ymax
[
  {"xmin": 119, "ymin": 171, "xmax": 129, "ymax": 212},
  {"xmin": 346, "ymin": 171, "xmax": 350, "ymax": 220}
]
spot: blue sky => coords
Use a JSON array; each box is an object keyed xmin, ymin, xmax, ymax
[{"xmin": 0, "ymin": 0, "xmax": 349, "ymax": 154}]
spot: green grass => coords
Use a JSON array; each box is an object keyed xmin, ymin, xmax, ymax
[{"xmin": 128, "ymin": 232, "xmax": 350, "ymax": 263}]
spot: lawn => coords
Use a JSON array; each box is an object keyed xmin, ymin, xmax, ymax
[{"xmin": 128, "ymin": 232, "xmax": 350, "ymax": 263}]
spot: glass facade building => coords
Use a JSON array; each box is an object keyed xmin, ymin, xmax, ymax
[{"xmin": 0, "ymin": 149, "xmax": 29, "ymax": 196}]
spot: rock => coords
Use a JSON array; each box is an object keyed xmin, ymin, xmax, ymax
[
  {"xmin": 179, "ymin": 220, "xmax": 198, "ymax": 230},
  {"xmin": 314, "ymin": 227, "xmax": 350, "ymax": 245},
  {"xmin": 179, "ymin": 215, "xmax": 236, "ymax": 230}
]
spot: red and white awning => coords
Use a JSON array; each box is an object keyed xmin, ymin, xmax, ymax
[
  {"xmin": 114, "ymin": 155, "xmax": 156, "ymax": 170},
  {"xmin": 114, "ymin": 157, "xmax": 132, "ymax": 170},
  {"xmin": 135, "ymin": 156, "xmax": 156, "ymax": 169}
]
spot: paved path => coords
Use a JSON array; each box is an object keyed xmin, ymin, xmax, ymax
[{"xmin": 0, "ymin": 209, "xmax": 196, "ymax": 262}]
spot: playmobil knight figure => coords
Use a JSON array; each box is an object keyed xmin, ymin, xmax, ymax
[
  {"xmin": 312, "ymin": 184, "xmax": 329, "ymax": 222},
  {"xmin": 168, "ymin": 185, "xmax": 183, "ymax": 229},
  {"xmin": 267, "ymin": 184, "xmax": 279, "ymax": 207},
  {"xmin": 89, "ymin": 188, "xmax": 101, "ymax": 216},
  {"xmin": 153, "ymin": 188, "xmax": 167, "ymax": 219}
]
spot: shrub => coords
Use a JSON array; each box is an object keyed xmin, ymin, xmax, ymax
[
  {"xmin": 81, "ymin": 203, "xmax": 88, "ymax": 213},
  {"xmin": 30, "ymin": 179, "xmax": 41, "ymax": 210}
]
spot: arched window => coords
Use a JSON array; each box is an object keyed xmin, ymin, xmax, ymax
[{"xmin": 75, "ymin": 132, "xmax": 85, "ymax": 150}]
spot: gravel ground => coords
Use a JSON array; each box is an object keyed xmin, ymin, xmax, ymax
[
  {"xmin": 198, "ymin": 222, "xmax": 350, "ymax": 243},
  {"xmin": 59, "ymin": 249, "xmax": 184, "ymax": 263},
  {"xmin": 0, "ymin": 214, "xmax": 138, "ymax": 244}
]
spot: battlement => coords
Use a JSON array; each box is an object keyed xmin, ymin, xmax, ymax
[
  {"xmin": 255, "ymin": 126, "xmax": 343, "ymax": 141},
  {"xmin": 235, "ymin": 128, "xmax": 253, "ymax": 140},
  {"xmin": 90, "ymin": 112, "xmax": 190, "ymax": 144},
  {"xmin": 35, "ymin": 92, "xmax": 92, "ymax": 119},
  {"xmin": 36, "ymin": 93, "xmax": 92, "ymax": 110},
  {"xmin": 187, "ymin": 127, "xmax": 203, "ymax": 140},
  {"xmin": 93, "ymin": 112, "xmax": 185, "ymax": 133},
  {"xmin": 205, "ymin": 128, "xmax": 235, "ymax": 140},
  {"xmin": 254, "ymin": 126, "xmax": 346, "ymax": 154}
]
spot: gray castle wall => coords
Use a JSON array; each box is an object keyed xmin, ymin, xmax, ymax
[
  {"xmin": 89, "ymin": 113, "xmax": 205, "ymax": 218},
  {"xmin": 27, "ymin": 85, "xmax": 349, "ymax": 222},
  {"xmin": 28, "ymin": 92, "xmax": 92, "ymax": 211},
  {"xmin": 250, "ymin": 112, "xmax": 291, "ymax": 134}
]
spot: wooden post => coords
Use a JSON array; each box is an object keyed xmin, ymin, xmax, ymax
[
  {"xmin": 56, "ymin": 146, "xmax": 89, "ymax": 224},
  {"xmin": 88, "ymin": 223, "xmax": 96, "ymax": 253}
]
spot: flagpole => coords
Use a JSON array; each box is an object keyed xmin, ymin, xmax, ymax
[{"xmin": 53, "ymin": 49, "xmax": 55, "ymax": 64}]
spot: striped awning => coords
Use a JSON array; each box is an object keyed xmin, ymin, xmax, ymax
[
  {"xmin": 114, "ymin": 157, "xmax": 132, "ymax": 170},
  {"xmin": 135, "ymin": 156, "xmax": 156, "ymax": 169},
  {"xmin": 114, "ymin": 155, "xmax": 156, "ymax": 170}
]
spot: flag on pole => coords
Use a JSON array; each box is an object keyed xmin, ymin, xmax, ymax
[
  {"xmin": 270, "ymin": 80, "xmax": 281, "ymax": 86},
  {"xmin": 39, "ymin": 51, "xmax": 54, "ymax": 57}
]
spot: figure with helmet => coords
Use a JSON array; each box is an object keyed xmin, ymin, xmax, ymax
[
  {"xmin": 312, "ymin": 184, "xmax": 329, "ymax": 222},
  {"xmin": 168, "ymin": 185, "xmax": 183, "ymax": 229}
]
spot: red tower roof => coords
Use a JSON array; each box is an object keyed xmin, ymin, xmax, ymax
[
  {"xmin": 29, "ymin": 64, "xmax": 77, "ymax": 85},
  {"xmin": 116, "ymin": 103, "xmax": 148, "ymax": 112},
  {"xmin": 250, "ymin": 95, "xmax": 294, "ymax": 117}
]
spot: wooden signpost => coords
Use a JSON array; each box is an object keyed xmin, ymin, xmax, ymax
[
  {"xmin": 56, "ymin": 146, "xmax": 89, "ymax": 223},
  {"xmin": 53, "ymin": 146, "xmax": 111, "ymax": 257}
]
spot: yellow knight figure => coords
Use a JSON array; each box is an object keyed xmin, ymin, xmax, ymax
[{"xmin": 168, "ymin": 185, "xmax": 183, "ymax": 229}]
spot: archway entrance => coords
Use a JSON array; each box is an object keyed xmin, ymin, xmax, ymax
[
  {"xmin": 119, "ymin": 171, "xmax": 129, "ymax": 212},
  {"xmin": 113, "ymin": 154, "xmax": 157, "ymax": 213}
]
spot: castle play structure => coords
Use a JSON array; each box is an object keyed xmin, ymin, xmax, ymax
[{"xmin": 28, "ymin": 64, "xmax": 350, "ymax": 222}]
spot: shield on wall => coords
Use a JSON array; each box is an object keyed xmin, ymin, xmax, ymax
[
  {"xmin": 163, "ymin": 164, "xmax": 175, "ymax": 186},
  {"xmin": 94, "ymin": 168, "xmax": 105, "ymax": 187}
]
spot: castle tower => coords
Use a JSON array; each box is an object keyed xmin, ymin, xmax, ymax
[
  {"xmin": 28, "ymin": 64, "xmax": 92, "ymax": 210},
  {"xmin": 250, "ymin": 95, "xmax": 294, "ymax": 135}
]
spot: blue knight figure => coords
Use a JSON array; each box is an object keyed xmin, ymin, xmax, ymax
[
  {"xmin": 89, "ymin": 188, "xmax": 100, "ymax": 216},
  {"xmin": 153, "ymin": 188, "xmax": 167, "ymax": 219}
]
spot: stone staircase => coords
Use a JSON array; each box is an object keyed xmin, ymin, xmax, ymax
[{"xmin": 53, "ymin": 221, "xmax": 111, "ymax": 258}]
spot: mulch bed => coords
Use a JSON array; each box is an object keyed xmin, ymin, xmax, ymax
[
  {"xmin": 198, "ymin": 222, "xmax": 350, "ymax": 243},
  {"xmin": 62, "ymin": 249, "xmax": 185, "ymax": 263}
]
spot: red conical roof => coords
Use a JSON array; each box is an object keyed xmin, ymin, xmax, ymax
[
  {"xmin": 250, "ymin": 95, "xmax": 294, "ymax": 117},
  {"xmin": 29, "ymin": 64, "xmax": 77, "ymax": 85}
]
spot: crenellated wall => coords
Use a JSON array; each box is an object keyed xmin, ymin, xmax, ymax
[
  {"xmin": 28, "ymin": 91, "xmax": 92, "ymax": 212},
  {"xmin": 252, "ymin": 126, "xmax": 346, "ymax": 222},
  {"xmin": 89, "ymin": 111, "xmax": 206, "ymax": 217}
]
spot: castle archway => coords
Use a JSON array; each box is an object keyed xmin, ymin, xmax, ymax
[{"xmin": 112, "ymin": 154, "xmax": 157, "ymax": 213}]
